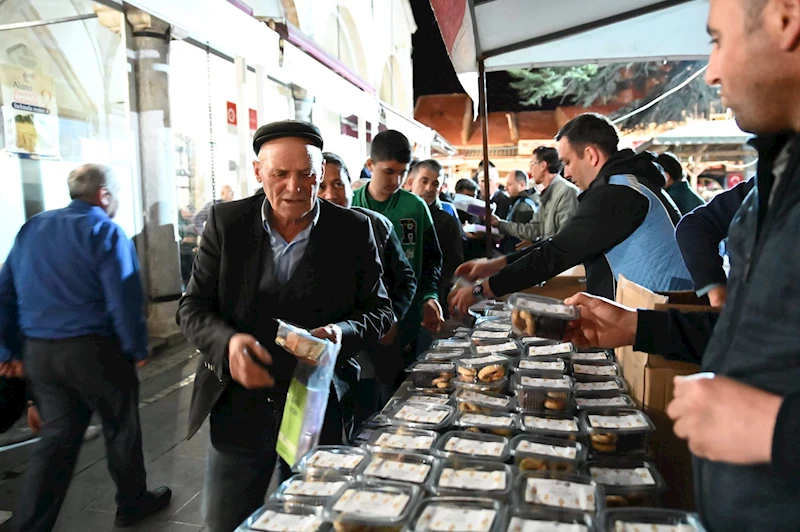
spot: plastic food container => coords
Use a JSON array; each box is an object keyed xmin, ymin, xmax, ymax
[
  {"xmin": 508, "ymin": 294, "xmax": 580, "ymax": 340},
  {"xmin": 349, "ymin": 423, "xmax": 386, "ymax": 447},
  {"xmin": 526, "ymin": 343, "xmax": 576, "ymax": 358},
  {"xmin": 385, "ymin": 402, "xmax": 456, "ymax": 431},
  {"xmin": 580, "ymin": 410, "xmax": 655, "ymax": 456},
  {"xmin": 325, "ymin": 480, "xmax": 421, "ymax": 532},
  {"xmin": 432, "ymin": 458, "xmax": 513, "ymax": 499},
  {"xmin": 401, "ymin": 392, "xmax": 454, "ymax": 408},
  {"xmin": 513, "ymin": 358, "xmax": 568, "ymax": 378},
  {"xmin": 367, "ymin": 426, "xmax": 440, "ymax": 454},
  {"xmin": 432, "ymin": 338, "xmax": 475, "ymax": 350},
  {"xmin": 470, "ymin": 340, "xmax": 523, "ymax": 358},
  {"xmin": 361, "ymin": 450, "xmax": 438, "ymax": 486},
  {"xmin": 505, "ymin": 506, "xmax": 594, "ymax": 532},
  {"xmin": 487, "ymin": 309, "xmax": 513, "ymax": 319},
  {"xmin": 454, "ymin": 388, "xmax": 516, "ymax": 413},
  {"xmin": 238, "ymin": 501, "xmax": 329, "ymax": 532},
  {"xmin": 433, "ymin": 431, "xmax": 511, "ymax": 462},
  {"xmin": 456, "ymin": 354, "xmax": 512, "ymax": 385},
  {"xmin": 475, "ymin": 319, "xmax": 514, "ymax": 332},
  {"xmin": 408, "ymin": 361, "xmax": 456, "ymax": 390},
  {"xmin": 514, "ymin": 471, "xmax": 603, "ymax": 514},
  {"xmin": 511, "ymin": 434, "xmax": 586, "ymax": 475},
  {"xmin": 472, "ymin": 329, "xmax": 514, "ymax": 341},
  {"xmin": 454, "ymin": 411, "xmax": 520, "ymax": 437},
  {"xmin": 519, "ymin": 337, "xmax": 559, "ymax": 348},
  {"xmin": 271, "ymin": 473, "xmax": 352, "ymax": 506},
  {"xmin": 512, "ymin": 374, "xmax": 574, "ymax": 414},
  {"xmin": 600, "ymin": 508, "xmax": 706, "ymax": 531},
  {"xmin": 422, "ymin": 349, "xmax": 468, "ymax": 362},
  {"xmin": 520, "ymin": 413, "xmax": 585, "ymax": 441},
  {"xmin": 575, "ymin": 394, "xmax": 636, "ymax": 412},
  {"xmin": 584, "ymin": 459, "xmax": 665, "ymax": 508},
  {"xmin": 295, "ymin": 446, "xmax": 370, "ymax": 476},
  {"xmin": 571, "ymin": 362, "xmax": 621, "ymax": 382},
  {"xmin": 574, "ymin": 379, "xmax": 628, "ymax": 398},
  {"xmin": 571, "ymin": 350, "xmax": 612, "ymax": 363},
  {"xmin": 469, "ymin": 300, "xmax": 506, "ymax": 318},
  {"xmin": 275, "ymin": 320, "xmax": 331, "ymax": 362},
  {"xmin": 408, "ymin": 497, "xmax": 506, "ymax": 532}
]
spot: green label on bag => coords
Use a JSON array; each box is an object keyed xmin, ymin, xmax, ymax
[{"xmin": 276, "ymin": 377, "xmax": 308, "ymax": 466}]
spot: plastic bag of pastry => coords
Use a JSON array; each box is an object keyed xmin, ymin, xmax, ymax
[
  {"xmin": 432, "ymin": 458, "xmax": 513, "ymax": 499},
  {"xmin": 510, "ymin": 434, "xmax": 586, "ymax": 475},
  {"xmin": 599, "ymin": 508, "xmax": 707, "ymax": 532},
  {"xmin": 583, "ymin": 458, "xmax": 665, "ymax": 508},
  {"xmin": 580, "ymin": 410, "xmax": 654, "ymax": 456},
  {"xmin": 515, "ymin": 471, "xmax": 603, "ymax": 514},
  {"xmin": 276, "ymin": 320, "xmax": 331, "ymax": 362},
  {"xmin": 407, "ymin": 496, "xmax": 505, "ymax": 532},
  {"xmin": 505, "ymin": 506, "xmax": 594, "ymax": 532},
  {"xmin": 325, "ymin": 480, "xmax": 421, "ymax": 532},
  {"xmin": 433, "ymin": 430, "xmax": 511, "ymax": 461},
  {"xmin": 507, "ymin": 294, "xmax": 579, "ymax": 340},
  {"xmin": 237, "ymin": 501, "xmax": 329, "ymax": 532}
]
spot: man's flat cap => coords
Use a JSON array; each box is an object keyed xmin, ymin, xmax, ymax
[{"xmin": 252, "ymin": 120, "xmax": 324, "ymax": 154}]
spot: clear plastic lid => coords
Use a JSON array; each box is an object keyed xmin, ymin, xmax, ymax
[
  {"xmin": 367, "ymin": 426, "xmax": 440, "ymax": 453},
  {"xmin": 519, "ymin": 337, "xmax": 560, "ymax": 348},
  {"xmin": 408, "ymin": 497, "xmax": 506, "ymax": 532},
  {"xmin": 508, "ymin": 295, "xmax": 580, "ymax": 340},
  {"xmin": 514, "ymin": 471, "xmax": 603, "ymax": 514},
  {"xmin": 470, "ymin": 340, "xmax": 523, "ymax": 357},
  {"xmin": 507, "ymin": 294, "xmax": 580, "ymax": 320},
  {"xmin": 575, "ymin": 394, "xmax": 636, "ymax": 411},
  {"xmin": 275, "ymin": 320, "xmax": 332, "ymax": 362},
  {"xmin": 526, "ymin": 344, "xmax": 576, "ymax": 358},
  {"xmin": 271, "ymin": 473, "xmax": 353, "ymax": 505},
  {"xmin": 433, "ymin": 430, "xmax": 511, "ymax": 461},
  {"xmin": 520, "ymin": 414, "xmax": 585, "ymax": 439},
  {"xmin": 295, "ymin": 446, "xmax": 370, "ymax": 476},
  {"xmin": 454, "ymin": 388, "xmax": 517, "ymax": 412},
  {"xmin": 472, "ymin": 329, "xmax": 514, "ymax": 340},
  {"xmin": 401, "ymin": 392, "xmax": 454, "ymax": 408},
  {"xmin": 510, "ymin": 434, "xmax": 586, "ymax": 464},
  {"xmin": 512, "ymin": 374, "xmax": 574, "ymax": 392},
  {"xmin": 469, "ymin": 300, "xmax": 506, "ymax": 318},
  {"xmin": 513, "ymin": 358, "xmax": 568, "ymax": 377},
  {"xmin": 584, "ymin": 459, "xmax": 665, "ymax": 494},
  {"xmin": 349, "ymin": 423, "xmax": 384, "ymax": 447},
  {"xmin": 384, "ymin": 402, "xmax": 456, "ymax": 431},
  {"xmin": 574, "ymin": 379, "xmax": 628, "ymax": 396},
  {"xmin": 475, "ymin": 319, "xmax": 514, "ymax": 332},
  {"xmin": 454, "ymin": 411, "xmax": 520, "ymax": 434},
  {"xmin": 240, "ymin": 501, "xmax": 329, "ymax": 532},
  {"xmin": 487, "ymin": 309, "xmax": 513, "ymax": 319},
  {"xmin": 456, "ymin": 354, "xmax": 512, "ymax": 385},
  {"xmin": 432, "ymin": 458, "xmax": 513, "ymax": 498},
  {"xmin": 422, "ymin": 349, "xmax": 468, "ymax": 362},
  {"xmin": 433, "ymin": 338, "xmax": 475, "ymax": 350},
  {"xmin": 600, "ymin": 508, "xmax": 706, "ymax": 532},
  {"xmin": 571, "ymin": 351, "xmax": 612, "ymax": 362},
  {"xmin": 580, "ymin": 410, "xmax": 655, "ymax": 435},
  {"xmin": 505, "ymin": 506, "xmax": 594, "ymax": 532},
  {"xmin": 454, "ymin": 377, "xmax": 510, "ymax": 395},
  {"xmin": 325, "ymin": 480, "xmax": 421, "ymax": 527},
  {"xmin": 361, "ymin": 450, "xmax": 438, "ymax": 486},
  {"xmin": 571, "ymin": 362, "xmax": 621, "ymax": 380}
]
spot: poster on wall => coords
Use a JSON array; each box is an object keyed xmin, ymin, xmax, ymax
[{"xmin": 1, "ymin": 64, "xmax": 60, "ymax": 157}]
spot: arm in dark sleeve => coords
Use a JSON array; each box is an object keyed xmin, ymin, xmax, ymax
[
  {"xmin": 633, "ymin": 309, "xmax": 720, "ymax": 364},
  {"xmin": 419, "ymin": 218, "xmax": 443, "ymax": 302},
  {"xmin": 675, "ymin": 179, "xmax": 754, "ymax": 294},
  {"xmin": 439, "ymin": 216, "xmax": 464, "ymax": 287},
  {"xmin": 772, "ymin": 392, "xmax": 800, "ymax": 482},
  {"xmin": 0, "ymin": 250, "xmax": 20, "ymax": 363},
  {"xmin": 382, "ymin": 228, "xmax": 417, "ymax": 322},
  {"xmin": 334, "ymin": 219, "xmax": 395, "ymax": 351},
  {"xmin": 177, "ymin": 206, "xmax": 239, "ymax": 382},
  {"xmin": 489, "ymin": 186, "xmax": 648, "ymax": 297},
  {"xmin": 98, "ymin": 224, "xmax": 149, "ymax": 361}
]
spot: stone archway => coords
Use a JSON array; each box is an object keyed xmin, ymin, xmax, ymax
[
  {"xmin": 379, "ymin": 55, "xmax": 409, "ymax": 112},
  {"xmin": 319, "ymin": 5, "xmax": 368, "ymax": 80}
]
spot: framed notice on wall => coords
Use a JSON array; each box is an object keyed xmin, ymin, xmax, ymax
[{"xmin": 0, "ymin": 64, "xmax": 60, "ymax": 157}]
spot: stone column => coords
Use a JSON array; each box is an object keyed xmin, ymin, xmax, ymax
[{"xmin": 126, "ymin": 7, "xmax": 182, "ymax": 345}]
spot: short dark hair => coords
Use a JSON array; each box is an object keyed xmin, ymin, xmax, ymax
[
  {"xmin": 322, "ymin": 152, "xmax": 351, "ymax": 182},
  {"xmin": 555, "ymin": 113, "xmax": 619, "ymax": 158},
  {"xmin": 655, "ymin": 152, "xmax": 685, "ymax": 182},
  {"xmin": 532, "ymin": 146, "xmax": 562, "ymax": 174},
  {"xmin": 510, "ymin": 170, "xmax": 528, "ymax": 184},
  {"xmin": 410, "ymin": 159, "xmax": 442, "ymax": 177},
  {"xmin": 370, "ymin": 130, "xmax": 411, "ymax": 164},
  {"xmin": 455, "ymin": 178, "xmax": 478, "ymax": 194}
]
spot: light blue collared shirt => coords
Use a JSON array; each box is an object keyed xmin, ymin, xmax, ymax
[{"xmin": 261, "ymin": 198, "xmax": 320, "ymax": 284}]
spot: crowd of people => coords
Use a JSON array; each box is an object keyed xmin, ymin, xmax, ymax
[{"xmin": 1, "ymin": 0, "xmax": 800, "ymax": 530}]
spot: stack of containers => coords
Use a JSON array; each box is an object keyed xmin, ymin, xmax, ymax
[{"xmin": 236, "ymin": 292, "xmax": 705, "ymax": 532}]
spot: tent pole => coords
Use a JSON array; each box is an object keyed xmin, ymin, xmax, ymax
[{"xmin": 478, "ymin": 58, "xmax": 492, "ymax": 256}]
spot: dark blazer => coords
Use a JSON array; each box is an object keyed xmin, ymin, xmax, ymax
[{"xmin": 178, "ymin": 195, "xmax": 394, "ymax": 440}]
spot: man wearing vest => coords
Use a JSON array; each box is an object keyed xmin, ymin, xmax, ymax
[
  {"xmin": 450, "ymin": 113, "xmax": 692, "ymax": 314},
  {"xmin": 493, "ymin": 170, "xmax": 539, "ymax": 254}
]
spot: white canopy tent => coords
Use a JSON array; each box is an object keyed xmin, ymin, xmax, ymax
[{"xmin": 429, "ymin": 0, "xmax": 712, "ymax": 250}]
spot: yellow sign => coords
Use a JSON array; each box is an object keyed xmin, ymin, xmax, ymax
[{"xmin": 1, "ymin": 64, "xmax": 59, "ymax": 157}]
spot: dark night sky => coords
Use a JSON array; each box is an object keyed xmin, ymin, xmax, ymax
[{"xmin": 409, "ymin": 0, "xmax": 565, "ymax": 113}]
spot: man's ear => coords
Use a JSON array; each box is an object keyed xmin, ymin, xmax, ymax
[
  {"xmin": 98, "ymin": 187, "xmax": 111, "ymax": 208},
  {"xmin": 774, "ymin": 0, "xmax": 800, "ymax": 51},
  {"xmin": 252, "ymin": 160, "xmax": 262, "ymax": 183},
  {"xmin": 367, "ymin": 158, "xmax": 375, "ymax": 173}
]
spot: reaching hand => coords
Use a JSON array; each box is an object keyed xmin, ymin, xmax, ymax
[
  {"xmin": 228, "ymin": 333, "xmax": 274, "ymax": 389},
  {"xmin": 489, "ymin": 214, "xmax": 501, "ymax": 228},
  {"xmin": 562, "ymin": 293, "xmax": 638, "ymax": 349},
  {"xmin": 310, "ymin": 324, "xmax": 343, "ymax": 346},
  {"xmin": 421, "ymin": 299, "xmax": 445, "ymax": 332},
  {"xmin": 27, "ymin": 404, "xmax": 41, "ymax": 435},
  {"xmin": 0, "ymin": 360, "xmax": 24, "ymax": 379},
  {"xmin": 707, "ymin": 286, "xmax": 727, "ymax": 308},
  {"xmin": 515, "ymin": 239, "xmax": 534, "ymax": 251},
  {"xmin": 454, "ymin": 257, "xmax": 506, "ymax": 282}
]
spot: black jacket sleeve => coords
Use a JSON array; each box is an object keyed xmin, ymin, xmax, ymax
[
  {"xmin": 773, "ymin": 392, "xmax": 800, "ymax": 482},
  {"xmin": 382, "ymin": 228, "xmax": 417, "ymax": 322},
  {"xmin": 420, "ymin": 222, "xmax": 443, "ymax": 301},
  {"xmin": 177, "ymin": 206, "xmax": 238, "ymax": 383},
  {"xmin": 633, "ymin": 309, "xmax": 720, "ymax": 364},
  {"xmin": 675, "ymin": 179, "xmax": 755, "ymax": 292},
  {"xmin": 489, "ymin": 185, "xmax": 648, "ymax": 297},
  {"xmin": 438, "ymin": 216, "xmax": 465, "ymax": 288}
]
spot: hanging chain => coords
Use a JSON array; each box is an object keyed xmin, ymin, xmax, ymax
[{"xmin": 206, "ymin": 45, "xmax": 217, "ymax": 203}]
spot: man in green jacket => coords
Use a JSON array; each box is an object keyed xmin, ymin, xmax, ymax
[{"xmin": 657, "ymin": 151, "xmax": 706, "ymax": 215}]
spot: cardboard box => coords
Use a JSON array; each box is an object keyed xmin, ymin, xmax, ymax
[{"xmin": 614, "ymin": 276, "xmax": 719, "ymax": 510}]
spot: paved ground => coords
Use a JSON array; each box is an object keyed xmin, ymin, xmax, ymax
[{"xmin": 0, "ymin": 341, "xmax": 270, "ymax": 532}]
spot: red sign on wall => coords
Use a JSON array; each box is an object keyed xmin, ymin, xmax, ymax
[
  {"xmin": 226, "ymin": 101, "xmax": 237, "ymax": 125},
  {"xmin": 727, "ymin": 173, "xmax": 744, "ymax": 189},
  {"xmin": 249, "ymin": 109, "xmax": 257, "ymax": 130}
]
